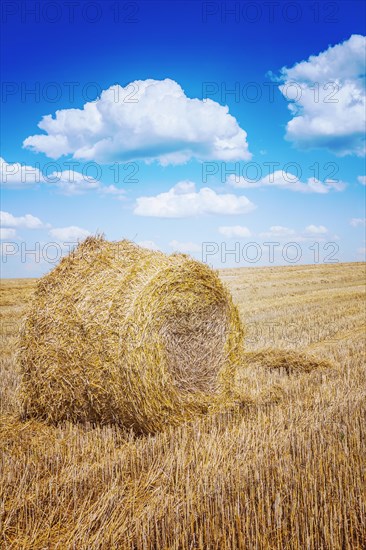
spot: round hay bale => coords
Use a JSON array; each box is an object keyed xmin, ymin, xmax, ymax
[{"xmin": 18, "ymin": 236, "xmax": 244, "ymax": 433}]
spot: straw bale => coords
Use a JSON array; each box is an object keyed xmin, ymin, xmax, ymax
[{"xmin": 18, "ymin": 236, "xmax": 244, "ymax": 433}]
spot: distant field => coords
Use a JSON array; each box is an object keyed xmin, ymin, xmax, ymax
[{"xmin": 1, "ymin": 263, "xmax": 365, "ymax": 549}]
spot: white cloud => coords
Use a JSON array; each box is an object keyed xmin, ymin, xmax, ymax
[
  {"xmin": 50, "ymin": 173, "xmax": 126, "ymax": 197},
  {"xmin": 169, "ymin": 240, "xmax": 201, "ymax": 253},
  {"xmin": 277, "ymin": 34, "xmax": 366, "ymax": 156},
  {"xmin": 228, "ymin": 171, "xmax": 346, "ymax": 193},
  {"xmin": 218, "ymin": 225, "xmax": 251, "ymax": 238},
  {"xmin": 357, "ymin": 175, "xmax": 366, "ymax": 185},
  {"xmin": 134, "ymin": 181, "xmax": 256, "ymax": 218},
  {"xmin": 259, "ymin": 225, "xmax": 331, "ymax": 240},
  {"xmin": 0, "ymin": 157, "xmax": 126, "ymax": 197},
  {"xmin": 0, "ymin": 228, "xmax": 17, "ymax": 240},
  {"xmin": 350, "ymin": 218, "xmax": 366, "ymax": 227},
  {"xmin": 49, "ymin": 226, "xmax": 91, "ymax": 241},
  {"xmin": 48, "ymin": 170, "xmax": 100, "ymax": 195},
  {"xmin": 259, "ymin": 226, "xmax": 296, "ymax": 238},
  {"xmin": 0, "ymin": 157, "xmax": 43, "ymax": 188},
  {"xmin": 23, "ymin": 79, "xmax": 251, "ymax": 165},
  {"xmin": 43, "ymin": 169, "xmax": 127, "ymax": 197},
  {"xmin": 0, "ymin": 211, "xmax": 44, "ymax": 229},
  {"xmin": 137, "ymin": 240, "xmax": 160, "ymax": 251},
  {"xmin": 304, "ymin": 225, "xmax": 328, "ymax": 234},
  {"xmin": 99, "ymin": 184, "xmax": 126, "ymax": 198}
]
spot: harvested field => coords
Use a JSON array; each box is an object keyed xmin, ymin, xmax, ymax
[{"xmin": 1, "ymin": 261, "xmax": 365, "ymax": 549}]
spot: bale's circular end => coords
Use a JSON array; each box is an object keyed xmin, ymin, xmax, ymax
[{"xmin": 18, "ymin": 237, "xmax": 244, "ymax": 433}]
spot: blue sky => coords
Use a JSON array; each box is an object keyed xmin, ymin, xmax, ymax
[{"xmin": 1, "ymin": 0, "xmax": 365, "ymax": 277}]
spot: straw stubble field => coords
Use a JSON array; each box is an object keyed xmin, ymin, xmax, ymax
[{"xmin": 1, "ymin": 261, "xmax": 365, "ymax": 549}]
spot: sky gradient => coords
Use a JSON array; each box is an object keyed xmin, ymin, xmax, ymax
[{"xmin": 1, "ymin": 0, "xmax": 365, "ymax": 277}]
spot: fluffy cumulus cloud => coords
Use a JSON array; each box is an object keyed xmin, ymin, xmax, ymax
[
  {"xmin": 277, "ymin": 34, "xmax": 366, "ymax": 156},
  {"xmin": 304, "ymin": 225, "xmax": 328, "ymax": 234},
  {"xmin": 357, "ymin": 175, "xmax": 366, "ymax": 185},
  {"xmin": 350, "ymin": 218, "xmax": 366, "ymax": 227},
  {"xmin": 218, "ymin": 225, "xmax": 251, "ymax": 238},
  {"xmin": 0, "ymin": 157, "xmax": 125, "ymax": 196},
  {"xmin": 0, "ymin": 228, "xmax": 17, "ymax": 240},
  {"xmin": 48, "ymin": 170, "xmax": 100, "ymax": 195},
  {"xmin": 49, "ymin": 174, "xmax": 125, "ymax": 197},
  {"xmin": 49, "ymin": 171, "xmax": 125, "ymax": 197},
  {"xmin": 134, "ymin": 181, "xmax": 256, "ymax": 218},
  {"xmin": 23, "ymin": 79, "xmax": 251, "ymax": 165},
  {"xmin": 0, "ymin": 157, "xmax": 44, "ymax": 188},
  {"xmin": 98, "ymin": 185, "xmax": 126, "ymax": 198},
  {"xmin": 227, "ymin": 171, "xmax": 346, "ymax": 193},
  {"xmin": 0, "ymin": 211, "xmax": 91, "ymax": 246},
  {"xmin": 259, "ymin": 226, "xmax": 296, "ymax": 238},
  {"xmin": 259, "ymin": 225, "xmax": 329, "ymax": 240},
  {"xmin": 0, "ymin": 211, "xmax": 44, "ymax": 229},
  {"xmin": 49, "ymin": 226, "xmax": 91, "ymax": 241}
]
